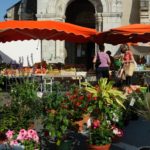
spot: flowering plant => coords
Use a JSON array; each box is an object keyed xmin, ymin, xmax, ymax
[
  {"xmin": 88, "ymin": 118, "xmax": 123, "ymax": 145},
  {"xmin": 122, "ymin": 85, "xmax": 145, "ymax": 121},
  {"xmin": 64, "ymin": 87, "xmax": 93, "ymax": 121},
  {"xmin": 123, "ymin": 85, "xmax": 150, "ymax": 121},
  {"xmin": 42, "ymin": 84, "xmax": 97, "ymax": 147},
  {"xmin": 123, "ymin": 85, "xmax": 144, "ymax": 98},
  {"xmin": 82, "ymin": 78, "xmax": 126, "ymax": 145},
  {"xmin": 5, "ymin": 129, "xmax": 39, "ymax": 149}
]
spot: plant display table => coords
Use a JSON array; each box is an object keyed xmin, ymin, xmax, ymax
[{"xmin": 33, "ymin": 71, "xmax": 87, "ymax": 92}]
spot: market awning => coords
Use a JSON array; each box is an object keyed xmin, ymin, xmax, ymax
[
  {"xmin": 0, "ymin": 20, "xmax": 97, "ymax": 43},
  {"xmin": 94, "ymin": 24, "xmax": 150, "ymax": 45}
]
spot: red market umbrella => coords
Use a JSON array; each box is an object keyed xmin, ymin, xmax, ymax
[
  {"xmin": 0, "ymin": 20, "xmax": 97, "ymax": 64},
  {"xmin": 0, "ymin": 20, "xmax": 97, "ymax": 43},
  {"xmin": 94, "ymin": 24, "xmax": 150, "ymax": 45}
]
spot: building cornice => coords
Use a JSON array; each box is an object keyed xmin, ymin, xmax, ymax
[{"xmin": 100, "ymin": 12, "xmax": 122, "ymax": 17}]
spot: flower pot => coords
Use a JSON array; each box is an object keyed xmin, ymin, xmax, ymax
[
  {"xmin": 74, "ymin": 114, "xmax": 90, "ymax": 132},
  {"xmin": 88, "ymin": 144, "xmax": 111, "ymax": 150}
]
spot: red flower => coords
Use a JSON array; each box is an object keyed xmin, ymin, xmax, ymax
[
  {"xmin": 73, "ymin": 94, "xmax": 77, "ymax": 98},
  {"xmin": 87, "ymin": 93, "xmax": 92, "ymax": 102},
  {"xmin": 75, "ymin": 102, "xmax": 82, "ymax": 107},
  {"xmin": 92, "ymin": 119, "xmax": 100, "ymax": 129},
  {"xmin": 78, "ymin": 96, "xmax": 84, "ymax": 101},
  {"xmin": 123, "ymin": 86, "xmax": 133, "ymax": 94},
  {"xmin": 93, "ymin": 96, "xmax": 97, "ymax": 101},
  {"xmin": 44, "ymin": 131, "xmax": 49, "ymax": 137}
]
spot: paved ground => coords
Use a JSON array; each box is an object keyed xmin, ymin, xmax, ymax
[{"xmin": 110, "ymin": 117, "xmax": 150, "ymax": 150}]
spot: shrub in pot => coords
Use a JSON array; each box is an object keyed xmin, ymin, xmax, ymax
[
  {"xmin": 82, "ymin": 78, "xmax": 126, "ymax": 149},
  {"xmin": 0, "ymin": 80, "xmax": 43, "ymax": 131}
]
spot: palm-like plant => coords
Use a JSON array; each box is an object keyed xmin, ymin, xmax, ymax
[
  {"xmin": 81, "ymin": 78, "xmax": 126, "ymax": 146},
  {"xmin": 136, "ymin": 92, "xmax": 150, "ymax": 121},
  {"xmin": 82, "ymin": 78, "xmax": 126, "ymax": 110}
]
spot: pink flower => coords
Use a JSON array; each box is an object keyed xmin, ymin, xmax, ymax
[
  {"xmin": 111, "ymin": 125, "xmax": 123, "ymax": 137},
  {"xmin": 123, "ymin": 86, "xmax": 133, "ymax": 94},
  {"xmin": 17, "ymin": 129, "xmax": 28, "ymax": 141},
  {"xmin": 27, "ymin": 129, "xmax": 36, "ymax": 137},
  {"xmin": 32, "ymin": 134, "xmax": 39, "ymax": 143},
  {"xmin": 26, "ymin": 129, "xmax": 39, "ymax": 143},
  {"xmin": 130, "ymin": 85, "xmax": 140, "ymax": 91},
  {"xmin": 10, "ymin": 140, "xmax": 18, "ymax": 145},
  {"xmin": 6, "ymin": 130, "xmax": 14, "ymax": 139}
]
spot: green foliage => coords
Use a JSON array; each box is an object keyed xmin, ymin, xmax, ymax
[
  {"xmin": 89, "ymin": 121, "xmax": 112, "ymax": 145},
  {"xmin": 0, "ymin": 75, "xmax": 4, "ymax": 92},
  {"xmin": 82, "ymin": 78, "xmax": 126, "ymax": 145},
  {"xmin": 82, "ymin": 78, "xmax": 126, "ymax": 110},
  {"xmin": 44, "ymin": 109, "xmax": 70, "ymax": 146},
  {"xmin": 0, "ymin": 80, "xmax": 43, "ymax": 131},
  {"xmin": 42, "ymin": 83, "xmax": 91, "ymax": 146},
  {"xmin": 122, "ymin": 86, "xmax": 145, "ymax": 122},
  {"xmin": 42, "ymin": 86, "xmax": 74, "ymax": 146},
  {"xmin": 136, "ymin": 92, "xmax": 150, "ymax": 121}
]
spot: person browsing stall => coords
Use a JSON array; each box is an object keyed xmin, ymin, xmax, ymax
[
  {"xmin": 93, "ymin": 44, "xmax": 111, "ymax": 81},
  {"xmin": 121, "ymin": 44, "xmax": 136, "ymax": 86}
]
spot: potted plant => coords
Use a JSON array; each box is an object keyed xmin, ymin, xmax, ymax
[
  {"xmin": 64, "ymin": 87, "xmax": 92, "ymax": 130},
  {"xmin": 0, "ymin": 80, "xmax": 43, "ymax": 131},
  {"xmin": 135, "ymin": 88, "xmax": 150, "ymax": 120},
  {"xmin": 41, "ymin": 83, "xmax": 91, "ymax": 149},
  {"xmin": 41, "ymin": 84, "xmax": 77, "ymax": 149},
  {"xmin": 82, "ymin": 78, "xmax": 126, "ymax": 149},
  {"xmin": 122, "ymin": 85, "xmax": 146, "ymax": 124},
  {"xmin": 1, "ymin": 129, "xmax": 40, "ymax": 149},
  {"xmin": 134, "ymin": 88, "xmax": 150, "ymax": 150}
]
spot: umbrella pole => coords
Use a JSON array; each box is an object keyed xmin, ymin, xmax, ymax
[
  {"xmin": 40, "ymin": 40, "xmax": 43, "ymax": 92},
  {"xmin": 40, "ymin": 40, "xmax": 42, "ymax": 69}
]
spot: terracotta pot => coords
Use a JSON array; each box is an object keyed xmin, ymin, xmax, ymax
[
  {"xmin": 88, "ymin": 144, "xmax": 111, "ymax": 150},
  {"xmin": 74, "ymin": 114, "xmax": 90, "ymax": 132}
]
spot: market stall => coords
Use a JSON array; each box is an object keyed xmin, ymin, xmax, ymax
[{"xmin": 0, "ymin": 20, "xmax": 97, "ymax": 91}]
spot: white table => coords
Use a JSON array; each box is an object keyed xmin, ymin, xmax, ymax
[{"xmin": 32, "ymin": 72, "xmax": 87, "ymax": 93}]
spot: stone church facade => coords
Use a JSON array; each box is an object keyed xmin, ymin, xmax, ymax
[{"xmin": 5, "ymin": 0, "xmax": 150, "ymax": 70}]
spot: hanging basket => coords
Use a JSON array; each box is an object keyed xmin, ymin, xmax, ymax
[{"xmin": 88, "ymin": 144, "xmax": 111, "ymax": 150}]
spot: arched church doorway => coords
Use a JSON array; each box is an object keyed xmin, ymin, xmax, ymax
[
  {"xmin": 26, "ymin": 0, "xmax": 37, "ymax": 20},
  {"xmin": 65, "ymin": 0, "xmax": 95, "ymax": 71}
]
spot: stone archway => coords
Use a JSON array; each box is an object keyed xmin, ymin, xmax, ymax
[
  {"xmin": 36, "ymin": 0, "xmax": 122, "ymax": 63},
  {"xmin": 56, "ymin": 0, "xmax": 105, "ymax": 18},
  {"xmin": 64, "ymin": 0, "xmax": 96, "ymax": 71}
]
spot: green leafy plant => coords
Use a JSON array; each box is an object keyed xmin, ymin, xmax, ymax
[
  {"xmin": 42, "ymin": 90, "xmax": 71, "ymax": 146},
  {"xmin": 41, "ymin": 84, "xmax": 91, "ymax": 147},
  {"xmin": 82, "ymin": 78, "xmax": 126, "ymax": 145},
  {"xmin": 122, "ymin": 85, "xmax": 145, "ymax": 122},
  {"xmin": 0, "ymin": 80, "xmax": 43, "ymax": 131},
  {"xmin": 136, "ymin": 92, "xmax": 150, "ymax": 121},
  {"xmin": 64, "ymin": 87, "xmax": 91, "ymax": 121}
]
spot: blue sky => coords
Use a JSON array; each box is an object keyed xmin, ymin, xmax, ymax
[
  {"xmin": 0, "ymin": 0, "xmax": 19, "ymax": 21},
  {"xmin": 0, "ymin": 0, "xmax": 41, "ymax": 64}
]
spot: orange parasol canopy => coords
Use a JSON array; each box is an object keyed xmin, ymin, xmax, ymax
[
  {"xmin": 94, "ymin": 24, "xmax": 150, "ymax": 45},
  {"xmin": 0, "ymin": 20, "xmax": 97, "ymax": 43}
]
